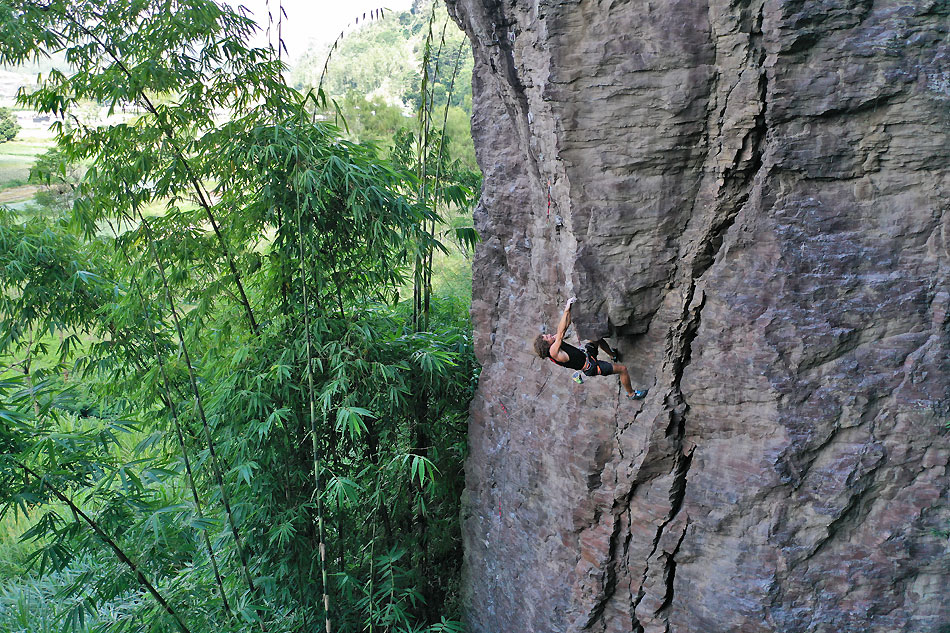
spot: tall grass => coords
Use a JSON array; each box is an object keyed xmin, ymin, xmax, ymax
[
  {"xmin": 0, "ymin": 553, "xmax": 123, "ymax": 633},
  {"xmin": 0, "ymin": 513, "xmax": 34, "ymax": 577}
]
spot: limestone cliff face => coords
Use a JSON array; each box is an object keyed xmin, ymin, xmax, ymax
[{"xmin": 445, "ymin": 0, "xmax": 950, "ymax": 631}]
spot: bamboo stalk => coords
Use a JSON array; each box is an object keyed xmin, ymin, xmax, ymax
[
  {"xmin": 136, "ymin": 212, "xmax": 267, "ymax": 627},
  {"xmin": 316, "ymin": 8, "xmax": 386, "ymax": 97},
  {"xmin": 105, "ymin": 218, "xmax": 235, "ymax": 620},
  {"xmin": 292, "ymin": 107, "xmax": 332, "ymax": 633},
  {"xmin": 140, "ymin": 284, "xmax": 234, "ymax": 620},
  {"xmin": 22, "ymin": 331, "xmax": 40, "ymax": 417},
  {"xmin": 425, "ymin": 40, "xmax": 467, "ymax": 321}
]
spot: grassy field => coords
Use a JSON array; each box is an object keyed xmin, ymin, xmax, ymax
[{"xmin": 0, "ymin": 135, "xmax": 53, "ymax": 192}]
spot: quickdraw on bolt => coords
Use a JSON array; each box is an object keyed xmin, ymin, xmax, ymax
[{"xmin": 546, "ymin": 180, "xmax": 552, "ymax": 218}]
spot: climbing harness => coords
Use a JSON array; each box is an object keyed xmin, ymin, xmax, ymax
[{"xmin": 548, "ymin": 350, "xmax": 596, "ymax": 375}]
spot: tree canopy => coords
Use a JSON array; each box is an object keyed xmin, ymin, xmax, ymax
[{"xmin": 292, "ymin": 0, "xmax": 477, "ymax": 171}]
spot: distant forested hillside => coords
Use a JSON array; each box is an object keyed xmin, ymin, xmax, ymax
[{"xmin": 290, "ymin": 0, "xmax": 476, "ymax": 170}]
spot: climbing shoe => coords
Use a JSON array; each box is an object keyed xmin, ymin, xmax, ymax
[
  {"xmin": 572, "ymin": 371, "xmax": 584, "ymax": 384},
  {"xmin": 608, "ymin": 348, "xmax": 622, "ymax": 363},
  {"xmin": 627, "ymin": 389, "xmax": 648, "ymax": 400}
]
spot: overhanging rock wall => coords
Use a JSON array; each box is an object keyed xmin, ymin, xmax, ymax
[{"xmin": 445, "ymin": 0, "xmax": 950, "ymax": 631}]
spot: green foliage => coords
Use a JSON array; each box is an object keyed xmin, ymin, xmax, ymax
[
  {"xmin": 0, "ymin": 108, "xmax": 19, "ymax": 143},
  {"xmin": 296, "ymin": 0, "xmax": 478, "ymax": 172},
  {"xmin": 334, "ymin": 93, "xmax": 413, "ymax": 149},
  {"xmin": 442, "ymin": 106, "xmax": 476, "ymax": 173},
  {"xmin": 0, "ymin": 0, "xmax": 478, "ymax": 632},
  {"xmin": 0, "ymin": 208, "xmax": 119, "ymax": 371}
]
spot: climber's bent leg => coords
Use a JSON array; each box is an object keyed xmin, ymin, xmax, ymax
[
  {"xmin": 597, "ymin": 338, "xmax": 620, "ymax": 361},
  {"xmin": 613, "ymin": 363, "xmax": 634, "ymax": 395}
]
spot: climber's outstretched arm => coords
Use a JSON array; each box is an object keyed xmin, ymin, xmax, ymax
[{"xmin": 549, "ymin": 297, "xmax": 576, "ymax": 359}]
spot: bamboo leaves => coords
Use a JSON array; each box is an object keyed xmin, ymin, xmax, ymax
[
  {"xmin": 335, "ymin": 407, "xmax": 372, "ymax": 441},
  {"xmin": 1, "ymin": 1, "xmax": 477, "ymax": 631}
]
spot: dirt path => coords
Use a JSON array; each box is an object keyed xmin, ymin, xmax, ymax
[{"xmin": 0, "ymin": 185, "xmax": 40, "ymax": 204}]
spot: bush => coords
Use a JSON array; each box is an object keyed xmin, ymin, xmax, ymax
[{"xmin": 0, "ymin": 108, "xmax": 19, "ymax": 142}]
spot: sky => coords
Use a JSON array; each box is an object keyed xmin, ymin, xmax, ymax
[{"xmin": 224, "ymin": 0, "xmax": 415, "ymax": 63}]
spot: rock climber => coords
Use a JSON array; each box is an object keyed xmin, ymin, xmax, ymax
[{"xmin": 533, "ymin": 297, "xmax": 648, "ymax": 400}]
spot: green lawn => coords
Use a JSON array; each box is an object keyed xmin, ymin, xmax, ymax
[{"xmin": 0, "ymin": 136, "xmax": 53, "ymax": 190}]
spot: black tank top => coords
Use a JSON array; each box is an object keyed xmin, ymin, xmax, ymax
[{"xmin": 551, "ymin": 342, "xmax": 588, "ymax": 371}]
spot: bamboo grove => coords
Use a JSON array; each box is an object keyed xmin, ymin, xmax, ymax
[{"xmin": 0, "ymin": 1, "xmax": 479, "ymax": 631}]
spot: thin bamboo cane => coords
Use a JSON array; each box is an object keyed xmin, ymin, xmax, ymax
[
  {"xmin": 316, "ymin": 8, "xmax": 386, "ymax": 98},
  {"xmin": 293, "ymin": 107, "xmax": 332, "ymax": 633},
  {"xmin": 106, "ymin": 219, "xmax": 235, "ymax": 620},
  {"xmin": 413, "ymin": 5, "xmax": 440, "ymax": 331},
  {"xmin": 426, "ymin": 40, "xmax": 467, "ymax": 315},
  {"xmin": 139, "ymin": 287, "xmax": 234, "ymax": 619},
  {"xmin": 136, "ymin": 212, "xmax": 267, "ymax": 628}
]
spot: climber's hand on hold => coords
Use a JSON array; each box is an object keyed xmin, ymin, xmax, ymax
[{"xmin": 553, "ymin": 296, "xmax": 575, "ymax": 353}]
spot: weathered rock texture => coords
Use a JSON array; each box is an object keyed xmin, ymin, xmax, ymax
[{"xmin": 446, "ymin": 0, "xmax": 950, "ymax": 631}]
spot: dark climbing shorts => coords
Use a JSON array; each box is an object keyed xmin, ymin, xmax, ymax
[
  {"xmin": 581, "ymin": 343, "xmax": 614, "ymax": 376},
  {"xmin": 584, "ymin": 359, "xmax": 614, "ymax": 377}
]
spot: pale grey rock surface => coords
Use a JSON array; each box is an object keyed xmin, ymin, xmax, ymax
[{"xmin": 447, "ymin": 0, "xmax": 950, "ymax": 631}]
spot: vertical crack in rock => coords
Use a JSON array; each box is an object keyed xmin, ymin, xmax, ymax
[
  {"xmin": 466, "ymin": 0, "xmax": 543, "ymax": 185},
  {"xmin": 655, "ymin": 519, "xmax": 689, "ymax": 622},
  {"xmin": 581, "ymin": 498, "xmax": 628, "ymax": 629},
  {"xmin": 582, "ymin": 415, "xmax": 673, "ymax": 630},
  {"xmin": 693, "ymin": 3, "xmax": 768, "ymax": 281},
  {"xmin": 580, "ymin": 3, "xmax": 773, "ymax": 628},
  {"xmin": 628, "ymin": 6, "xmax": 771, "ymax": 629}
]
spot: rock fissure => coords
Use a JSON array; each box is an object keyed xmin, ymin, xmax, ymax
[
  {"xmin": 655, "ymin": 519, "xmax": 689, "ymax": 620},
  {"xmin": 581, "ymin": 503, "xmax": 626, "ymax": 629},
  {"xmin": 631, "ymin": 521, "xmax": 671, "ymax": 609}
]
